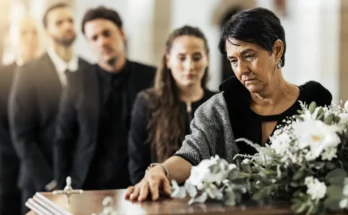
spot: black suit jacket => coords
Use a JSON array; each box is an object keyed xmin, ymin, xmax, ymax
[
  {"xmin": 8, "ymin": 53, "xmax": 90, "ymax": 191},
  {"xmin": 54, "ymin": 61, "xmax": 156, "ymax": 189},
  {"xmin": 0, "ymin": 63, "xmax": 19, "ymax": 194}
]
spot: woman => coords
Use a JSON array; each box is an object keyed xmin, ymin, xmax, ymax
[
  {"xmin": 128, "ymin": 26, "xmax": 215, "ymax": 184},
  {"xmin": 125, "ymin": 7, "xmax": 332, "ymax": 201},
  {"xmin": 0, "ymin": 17, "xmax": 41, "ymax": 215}
]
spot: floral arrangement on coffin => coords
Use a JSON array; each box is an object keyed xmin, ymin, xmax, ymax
[{"xmin": 171, "ymin": 101, "xmax": 348, "ymax": 215}]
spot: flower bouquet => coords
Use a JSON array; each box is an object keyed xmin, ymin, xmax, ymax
[{"xmin": 171, "ymin": 101, "xmax": 348, "ymax": 215}]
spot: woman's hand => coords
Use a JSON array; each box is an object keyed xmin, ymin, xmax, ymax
[{"xmin": 125, "ymin": 166, "xmax": 171, "ymax": 201}]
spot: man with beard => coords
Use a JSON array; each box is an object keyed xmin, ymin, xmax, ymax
[
  {"xmin": 0, "ymin": 17, "xmax": 41, "ymax": 215},
  {"xmin": 8, "ymin": 3, "xmax": 90, "ymax": 213},
  {"xmin": 54, "ymin": 6, "xmax": 156, "ymax": 191}
]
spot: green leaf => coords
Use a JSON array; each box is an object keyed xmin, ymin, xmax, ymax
[
  {"xmin": 316, "ymin": 107, "xmax": 323, "ymax": 119},
  {"xmin": 241, "ymin": 163, "xmax": 252, "ymax": 173},
  {"xmin": 291, "ymin": 201, "xmax": 307, "ymax": 214},
  {"xmin": 317, "ymin": 112, "xmax": 325, "ymax": 121},
  {"xmin": 224, "ymin": 190, "xmax": 237, "ymax": 206},
  {"xmin": 290, "ymin": 182, "xmax": 300, "ymax": 187},
  {"xmin": 326, "ymin": 186, "xmax": 344, "ymax": 200},
  {"xmin": 294, "ymin": 115, "xmax": 304, "ymax": 121},
  {"xmin": 334, "ymin": 115, "xmax": 341, "ymax": 124},
  {"xmin": 326, "ymin": 162, "xmax": 336, "ymax": 170},
  {"xmin": 227, "ymin": 169, "xmax": 240, "ymax": 181},
  {"xmin": 325, "ymin": 113, "xmax": 335, "ymax": 125},
  {"xmin": 309, "ymin": 102, "xmax": 317, "ymax": 114},
  {"xmin": 324, "ymin": 198, "xmax": 341, "ymax": 211},
  {"xmin": 293, "ymin": 168, "xmax": 306, "ymax": 181},
  {"xmin": 325, "ymin": 169, "xmax": 348, "ymax": 185}
]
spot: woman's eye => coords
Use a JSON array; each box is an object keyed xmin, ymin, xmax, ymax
[
  {"xmin": 230, "ymin": 60, "xmax": 237, "ymax": 65},
  {"xmin": 245, "ymin": 54, "xmax": 255, "ymax": 60},
  {"xmin": 193, "ymin": 56, "xmax": 202, "ymax": 61}
]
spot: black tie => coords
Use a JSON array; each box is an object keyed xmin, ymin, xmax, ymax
[{"xmin": 64, "ymin": 68, "xmax": 72, "ymax": 86}]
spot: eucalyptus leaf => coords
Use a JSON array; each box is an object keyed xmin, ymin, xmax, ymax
[
  {"xmin": 326, "ymin": 162, "xmax": 336, "ymax": 170},
  {"xmin": 252, "ymin": 189, "xmax": 268, "ymax": 201},
  {"xmin": 224, "ymin": 190, "xmax": 236, "ymax": 206},
  {"xmin": 291, "ymin": 201, "xmax": 307, "ymax": 214},
  {"xmin": 324, "ymin": 198, "xmax": 341, "ymax": 211},
  {"xmin": 326, "ymin": 186, "xmax": 344, "ymax": 200},
  {"xmin": 297, "ymin": 109, "xmax": 305, "ymax": 115},
  {"xmin": 227, "ymin": 168, "xmax": 240, "ymax": 181},
  {"xmin": 293, "ymin": 168, "xmax": 305, "ymax": 181},
  {"xmin": 325, "ymin": 169, "xmax": 347, "ymax": 185},
  {"xmin": 334, "ymin": 116, "xmax": 341, "ymax": 124},
  {"xmin": 309, "ymin": 102, "xmax": 317, "ymax": 114},
  {"xmin": 241, "ymin": 163, "xmax": 252, "ymax": 173},
  {"xmin": 325, "ymin": 114, "xmax": 335, "ymax": 125},
  {"xmin": 317, "ymin": 112, "xmax": 325, "ymax": 121}
]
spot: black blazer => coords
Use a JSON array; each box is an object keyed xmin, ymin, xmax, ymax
[
  {"xmin": 8, "ymin": 53, "xmax": 90, "ymax": 191},
  {"xmin": 0, "ymin": 63, "xmax": 19, "ymax": 194},
  {"xmin": 54, "ymin": 61, "xmax": 156, "ymax": 189}
]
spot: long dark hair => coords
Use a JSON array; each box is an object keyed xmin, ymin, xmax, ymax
[{"xmin": 145, "ymin": 25, "xmax": 209, "ymax": 162}]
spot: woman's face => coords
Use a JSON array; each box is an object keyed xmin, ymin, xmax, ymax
[
  {"xmin": 225, "ymin": 38, "xmax": 283, "ymax": 94},
  {"xmin": 166, "ymin": 35, "xmax": 208, "ymax": 88}
]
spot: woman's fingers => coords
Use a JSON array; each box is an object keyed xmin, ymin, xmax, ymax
[
  {"xmin": 138, "ymin": 181, "xmax": 149, "ymax": 202},
  {"xmin": 124, "ymin": 186, "xmax": 135, "ymax": 199}
]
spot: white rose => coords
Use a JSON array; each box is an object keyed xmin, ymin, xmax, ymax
[
  {"xmin": 304, "ymin": 176, "xmax": 327, "ymax": 200},
  {"xmin": 321, "ymin": 147, "xmax": 338, "ymax": 161}
]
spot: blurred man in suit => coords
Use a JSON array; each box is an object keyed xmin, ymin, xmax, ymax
[
  {"xmin": 54, "ymin": 6, "xmax": 155, "ymax": 191},
  {"xmin": 8, "ymin": 3, "xmax": 90, "ymax": 213},
  {"xmin": 0, "ymin": 17, "xmax": 41, "ymax": 215}
]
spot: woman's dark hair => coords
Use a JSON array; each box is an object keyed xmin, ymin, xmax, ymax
[
  {"xmin": 145, "ymin": 25, "xmax": 209, "ymax": 162},
  {"xmin": 218, "ymin": 7, "xmax": 286, "ymax": 67},
  {"xmin": 81, "ymin": 6, "xmax": 123, "ymax": 34}
]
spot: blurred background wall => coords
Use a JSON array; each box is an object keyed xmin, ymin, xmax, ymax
[{"xmin": 0, "ymin": 0, "xmax": 347, "ymax": 101}]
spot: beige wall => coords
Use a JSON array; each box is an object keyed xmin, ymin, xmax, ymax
[{"xmin": 339, "ymin": 0, "xmax": 348, "ymax": 101}]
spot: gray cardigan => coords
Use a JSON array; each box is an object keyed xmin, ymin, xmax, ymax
[{"xmin": 175, "ymin": 92, "xmax": 239, "ymax": 165}]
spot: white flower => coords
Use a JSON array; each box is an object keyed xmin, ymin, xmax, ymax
[
  {"xmin": 340, "ymin": 198, "xmax": 348, "ymax": 209},
  {"xmin": 304, "ymin": 176, "xmax": 327, "ymax": 200},
  {"xmin": 242, "ymin": 159, "xmax": 251, "ymax": 164},
  {"xmin": 343, "ymin": 185, "xmax": 348, "ymax": 196},
  {"xmin": 186, "ymin": 156, "xmax": 231, "ymax": 190},
  {"xmin": 270, "ymin": 133, "xmax": 291, "ymax": 156},
  {"xmin": 321, "ymin": 147, "xmax": 337, "ymax": 161},
  {"xmin": 293, "ymin": 119, "xmax": 341, "ymax": 161},
  {"xmin": 344, "ymin": 101, "xmax": 348, "ymax": 112}
]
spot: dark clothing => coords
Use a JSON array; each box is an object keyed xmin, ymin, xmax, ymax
[
  {"xmin": 54, "ymin": 60, "xmax": 156, "ymax": 190},
  {"xmin": 0, "ymin": 63, "xmax": 21, "ymax": 215},
  {"xmin": 8, "ymin": 53, "xmax": 90, "ymax": 213},
  {"xmin": 84, "ymin": 65, "xmax": 130, "ymax": 189},
  {"xmin": 174, "ymin": 76, "xmax": 332, "ymax": 167},
  {"xmin": 220, "ymin": 76, "xmax": 333, "ymax": 155},
  {"xmin": 128, "ymin": 89, "xmax": 216, "ymax": 184}
]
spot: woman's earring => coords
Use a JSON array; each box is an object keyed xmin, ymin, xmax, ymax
[{"xmin": 276, "ymin": 59, "xmax": 282, "ymax": 69}]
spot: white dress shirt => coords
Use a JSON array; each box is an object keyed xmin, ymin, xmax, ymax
[{"xmin": 47, "ymin": 48, "xmax": 78, "ymax": 87}]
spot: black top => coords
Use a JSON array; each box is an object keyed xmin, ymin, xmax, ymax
[
  {"xmin": 220, "ymin": 77, "xmax": 332, "ymax": 155},
  {"xmin": 128, "ymin": 89, "xmax": 216, "ymax": 184},
  {"xmin": 54, "ymin": 60, "xmax": 156, "ymax": 190},
  {"xmin": 84, "ymin": 64, "xmax": 130, "ymax": 189}
]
